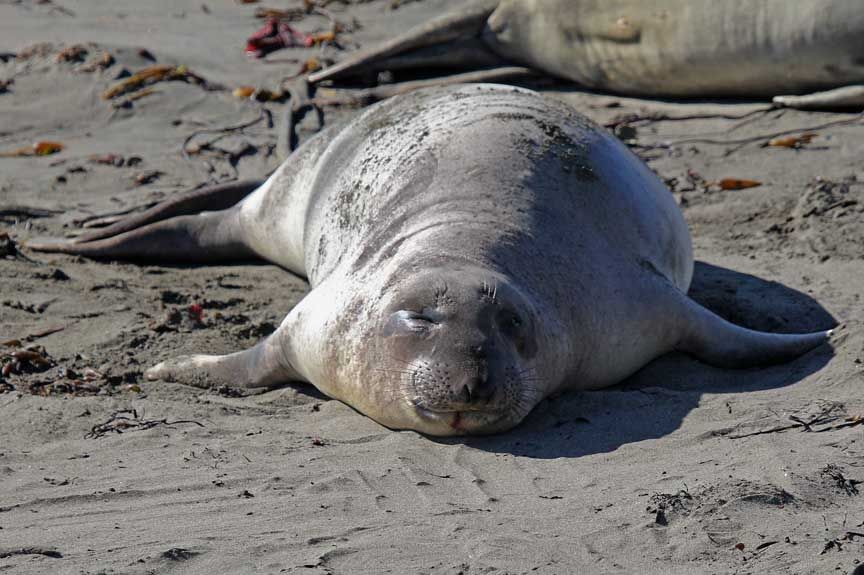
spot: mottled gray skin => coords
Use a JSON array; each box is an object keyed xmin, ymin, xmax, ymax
[
  {"xmin": 486, "ymin": 0, "xmax": 864, "ymax": 98},
  {"xmin": 309, "ymin": 0, "xmax": 864, "ymax": 109},
  {"xmin": 29, "ymin": 85, "xmax": 831, "ymax": 435}
]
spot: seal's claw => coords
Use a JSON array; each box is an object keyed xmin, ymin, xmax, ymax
[{"xmin": 144, "ymin": 360, "xmax": 173, "ymax": 382}]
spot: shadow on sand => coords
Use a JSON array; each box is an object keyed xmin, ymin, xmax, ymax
[{"xmin": 438, "ymin": 261, "xmax": 837, "ymax": 459}]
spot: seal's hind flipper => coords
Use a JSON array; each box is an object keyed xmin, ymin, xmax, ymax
[
  {"xmin": 773, "ymin": 85, "xmax": 864, "ymax": 110},
  {"xmin": 27, "ymin": 208, "xmax": 253, "ymax": 262},
  {"xmin": 72, "ymin": 179, "xmax": 263, "ymax": 244},
  {"xmin": 26, "ymin": 180, "xmax": 263, "ymax": 262},
  {"xmin": 307, "ymin": 0, "xmax": 500, "ymax": 84},
  {"xmin": 676, "ymin": 295, "xmax": 832, "ymax": 368}
]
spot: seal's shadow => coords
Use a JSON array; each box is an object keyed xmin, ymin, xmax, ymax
[{"xmin": 441, "ymin": 261, "xmax": 836, "ymax": 458}]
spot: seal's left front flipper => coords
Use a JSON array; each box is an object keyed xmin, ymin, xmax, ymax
[
  {"xmin": 774, "ymin": 85, "xmax": 864, "ymax": 110},
  {"xmin": 675, "ymin": 294, "xmax": 832, "ymax": 368}
]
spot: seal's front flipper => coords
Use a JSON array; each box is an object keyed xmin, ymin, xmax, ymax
[
  {"xmin": 146, "ymin": 283, "xmax": 340, "ymax": 392},
  {"xmin": 307, "ymin": 0, "xmax": 500, "ymax": 84},
  {"xmin": 676, "ymin": 295, "xmax": 832, "ymax": 368},
  {"xmin": 145, "ymin": 330, "xmax": 304, "ymax": 390},
  {"xmin": 773, "ymin": 85, "xmax": 864, "ymax": 110}
]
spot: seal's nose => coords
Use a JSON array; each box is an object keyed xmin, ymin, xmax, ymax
[
  {"xmin": 451, "ymin": 340, "xmax": 494, "ymax": 404},
  {"xmin": 455, "ymin": 369, "xmax": 494, "ymax": 404}
]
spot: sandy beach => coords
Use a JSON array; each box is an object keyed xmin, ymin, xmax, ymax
[{"xmin": 1, "ymin": 1, "xmax": 863, "ymax": 573}]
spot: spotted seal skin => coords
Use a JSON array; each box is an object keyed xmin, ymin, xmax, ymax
[{"xmin": 28, "ymin": 84, "xmax": 832, "ymax": 435}]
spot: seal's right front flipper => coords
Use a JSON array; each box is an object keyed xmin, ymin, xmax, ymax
[
  {"xmin": 145, "ymin": 331, "xmax": 304, "ymax": 390},
  {"xmin": 146, "ymin": 282, "xmax": 342, "ymax": 394},
  {"xmin": 676, "ymin": 295, "xmax": 833, "ymax": 369},
  {"xmin": 307, "ymin": 0, "xmax": 500, "ymax": 84}
]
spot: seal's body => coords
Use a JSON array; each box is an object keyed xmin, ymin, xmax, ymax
[
  {"xmin": 485, "ymin": 0, "xmax": 864, "ymax": 98},
  {"xmin": 309, "ymin": 0, "xmax": 864, "ymax": 110},
  {"xmin": 29, "ymin": 85, "xmax": 830, "ymax": 435}
]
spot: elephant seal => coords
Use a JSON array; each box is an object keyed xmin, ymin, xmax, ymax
[
  {"xmin": 28, "ymin": 84, "xmax": 831, "ymax": 435},
  {"xmin": 308, "ymin": 0, "xmax": 864, "ymax": 110}
]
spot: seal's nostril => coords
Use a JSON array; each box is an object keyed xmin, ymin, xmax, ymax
[
  {"xmin": 459, "ymin": 373, "xmax": 493, "ymax": 403},
  {"xmin": 471, "ymin": 345, "xmax": 486, "ymax": 359},
  {"xmin": 461, "ymin": 382, "xmax": 473, "ymax": 404}
]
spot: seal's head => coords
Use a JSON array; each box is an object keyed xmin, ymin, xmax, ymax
[{"xmin": 372, "ymin": 265, "xmax": 544, "ymax": 435}]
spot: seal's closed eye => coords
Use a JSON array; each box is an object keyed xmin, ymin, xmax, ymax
[
  {"xmin": 498, "ymin": 309, "xmax": 522, "ymax": 330},
  {"xmin": 383, "ymin": 310, "xmax": 438, "ymax": 336}
]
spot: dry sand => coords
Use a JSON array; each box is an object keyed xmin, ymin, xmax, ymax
[{"xmin": 1, "ymin": 1, "xmax": 863, "ymax": 573}]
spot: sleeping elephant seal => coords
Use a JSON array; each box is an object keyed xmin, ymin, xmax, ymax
[
  {"xmin": 308, "ymin": 0, "xmax": 864, "ymax": 110},
  {"xmin": 28, "ymin": 84, "xmax": 832, "ymax": 435}
]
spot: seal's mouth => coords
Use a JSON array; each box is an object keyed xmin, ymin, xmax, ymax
[{"xmin": 414, "ymin": 406, "xmax": 503, "ymax": 431}]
